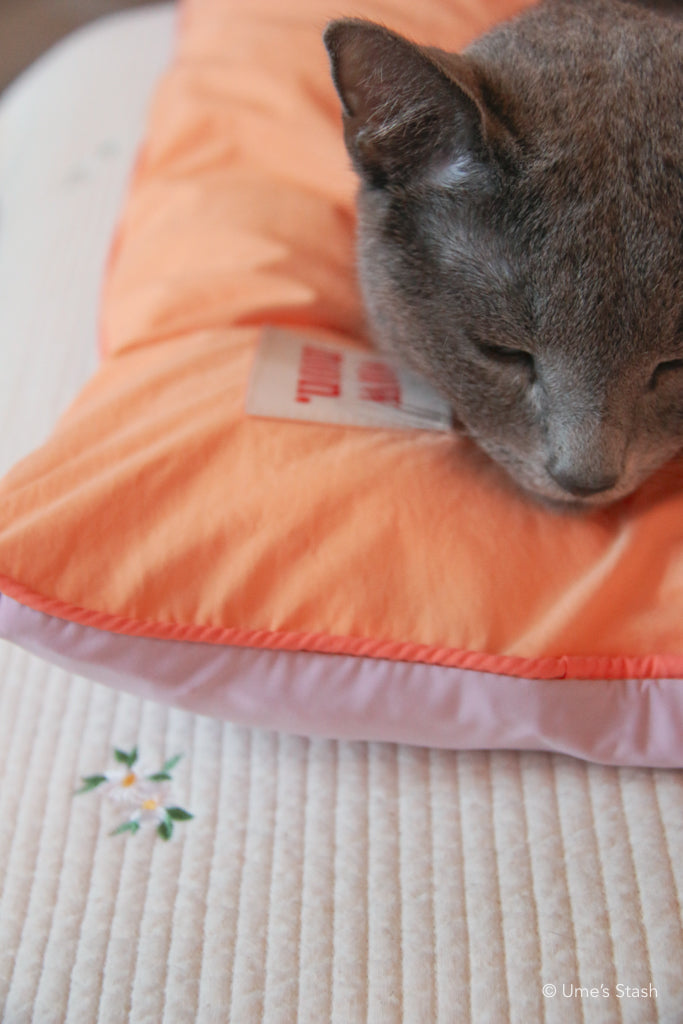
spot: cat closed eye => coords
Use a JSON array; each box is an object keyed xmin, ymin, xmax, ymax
[
  {"xmin": 650, "ymin": 358, "xmax": 683, "ymax": 388},
  {"xmin": 480, "ymin": 343, "xmax": 534, "ymax": 369}
]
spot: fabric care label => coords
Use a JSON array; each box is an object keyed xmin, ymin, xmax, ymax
[{"xmin": 247, "ymin": 328, "xmax": 453, "ymax": 432}]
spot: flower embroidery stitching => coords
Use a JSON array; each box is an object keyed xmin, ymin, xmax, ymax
[{"xmin": 76, "ymin": 747, "xmax": 193, "ymax": 841}]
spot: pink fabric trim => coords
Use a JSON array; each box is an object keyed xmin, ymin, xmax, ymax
[
  {"xmin": 2, "ymin": 592, "xmax": 682, "ymax": 766},
  {"xmin": 1, "ymin": 573, "xmax": 683, "ymax": 681}
]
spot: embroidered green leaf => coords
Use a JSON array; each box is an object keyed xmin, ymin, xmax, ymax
[
  {"xmin": 161, "ymin": 754, "xmax": 183, "ymax": 773},
  {"xmin": 147, "ymin": 772, "xmax": 172, "ymax": 783},
  {"xmin": 114, "ymin": 747, "xmax": 138, "ymax": 768},
  {"xmin": 158, "ymin": 817, "xmax": 174, "ymax": 841},
  {"xmin": 110, "ymin": 820, "xmax": 141, "ymax": 837},
  {"xmin": 166, "ymin": 807, "xmax": 194, "ymax": 821},
  {"xmin": 74, "ymin": 774, "xmax": 108, "ymax": 795}
]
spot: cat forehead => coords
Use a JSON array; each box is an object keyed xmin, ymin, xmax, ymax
[
  {"xmin": 376, "ymin": 185, "xmax": 680, "ymax": 355},
  {"xmin": 465, "ymin": 4, "xmax": 682, "ymax": 185},
  {"xmin": 466, "ymin": 2, "xmax": 682, "ymax": 106}
]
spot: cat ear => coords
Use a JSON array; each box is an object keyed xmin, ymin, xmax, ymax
[{"xmin": 323, "ymin": 19, "xmax": 508, "ymax": 188}]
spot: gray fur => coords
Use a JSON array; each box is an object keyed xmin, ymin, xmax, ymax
[{"xmin": 324, "ymin": 0, "xmax": 683, "ymax": 506}]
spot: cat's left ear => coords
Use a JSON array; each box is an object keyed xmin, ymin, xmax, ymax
[{"xmin": 324, "ymin": 19, "xmax": 511, "ymax": 188}]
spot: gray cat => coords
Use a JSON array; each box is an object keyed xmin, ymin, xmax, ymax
[{"xmin": 324, "ymin": 0, "xmax": 682, "ymax": 507}]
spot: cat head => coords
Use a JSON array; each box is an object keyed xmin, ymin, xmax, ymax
[{"xmin": 324, "ymin": 2, "xmax": 683, "ymax": 507}]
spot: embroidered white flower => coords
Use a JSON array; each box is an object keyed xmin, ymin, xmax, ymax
[
  {"xmin": 112, "ymin": 792, "xmax": 193, "ymax": 840},
  {"xmin": 101, "ymin": 763, "xmax": 154, "ymax": 807},
  {"xmin": 76, "ymin": 747, "xmax": 193, "ymax": 841}
]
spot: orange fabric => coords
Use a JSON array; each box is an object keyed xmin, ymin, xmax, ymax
[{"xmin": 1, "ymin": 0, "xmax": 682, "ymax": 678}]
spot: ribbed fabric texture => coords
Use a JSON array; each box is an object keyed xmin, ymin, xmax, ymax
[{"xmin": 1, "ymin": 648, "xmax": 682, "ymax": 1023}]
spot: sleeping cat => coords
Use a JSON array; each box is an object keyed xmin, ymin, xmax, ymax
[{"xmin": 324, "ymin": 0, "xmax": 682, "ymax": 507}]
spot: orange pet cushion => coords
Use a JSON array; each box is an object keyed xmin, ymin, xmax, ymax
[{"xmin": 1, "ymin": 0, "xmax": 682, "ymax": 766}]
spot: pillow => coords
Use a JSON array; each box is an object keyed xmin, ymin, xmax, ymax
[{"xmin": 1, "ymin": 0, "xmax": 683, "ymax": 767}]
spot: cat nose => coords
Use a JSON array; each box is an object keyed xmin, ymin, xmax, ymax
[{"xmin": 547, "ymin": 466, "xmax": 619, "ymax": 498}]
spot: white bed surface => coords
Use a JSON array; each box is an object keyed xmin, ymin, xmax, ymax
[{"xmin": 0, "ymin": 3, "xmax": 175, "ymax": 476}]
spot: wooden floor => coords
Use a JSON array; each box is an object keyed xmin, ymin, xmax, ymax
[{"xmin": 0, "ymin": 0, "xmax": 155, "ymax": 93}]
